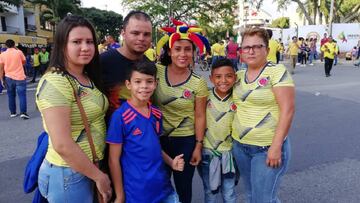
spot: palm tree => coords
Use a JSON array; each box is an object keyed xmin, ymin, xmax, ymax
[
  {"xmin": 28, "ymin": 0, "xmax": 81, "ymax": 27},
  {"xmin": 0, "ymin": 0, "xmax": 22, "ymax": 12}
]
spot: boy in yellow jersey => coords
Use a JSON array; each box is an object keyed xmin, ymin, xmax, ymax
[
  {"xmin": 198, "ymin": 58, "xmax": 237, "ymax": 203},
  {"xmin": 287, "ymin": 36, "xmax": 299, "ymax": 74}
]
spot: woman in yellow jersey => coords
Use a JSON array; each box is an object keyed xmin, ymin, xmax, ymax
[
  {"xmin": 153, "ymin": 19, "xmax": 208, "ymax": 203},
  {"xmin": 232, "ymin": 27, "xmax": 295, "ymax": 203},
  {"xmin": 36, "ymin": 15, "xmax": 112, "ymax": 202}
]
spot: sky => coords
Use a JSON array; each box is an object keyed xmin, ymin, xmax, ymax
[{"xmin": 80, "ymin": 0, "xmax": 299, "ymax": 24}]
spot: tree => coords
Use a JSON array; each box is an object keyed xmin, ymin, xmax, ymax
[
  {"xmin": 271, "ymin": 17, "xmax": 290, "ymax": 28},
  {"xmin": 0, "ymin": 0, "xmax": 21, "ymax": 12},
  {"xmin": 79, "ymin": 7, "xmax": 123, "ymax": 40},
  {"xmin": 121, "ymin": 0, "xmax": 238, "ymax": 43},
  {"xmin": 28, "ymin": 0, "xmax": 81, "ymax": 26}
]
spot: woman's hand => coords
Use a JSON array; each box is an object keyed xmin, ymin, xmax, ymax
[
  {"xmin": 190, "ymin": 144, "xmax": 202, "ymax": 166},
  {"xmin": 266, "ymin": 145, "xmax": 282, "ymax": 168},
  {"xmin": 95, "ymin": 172, "xmax": 112, "ymax": 202},
  {"xmin": 114, "ymin": 194, "xmax": 125, "ymax": 203},
  {"xmin": 172, "ymin": 154, "xmax": 185, "ymax": 171}
]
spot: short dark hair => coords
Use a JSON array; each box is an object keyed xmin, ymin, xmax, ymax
[
  {"xmin": 127, "ymin": 59, "xmax": 157, "ymax": 80},
  {"xmin": 49, "ymin": 15, "xmax": 104, "ymax": 93},
  {"xmin": 123, "ymin": 10, "xmax": 151, "ymax": 30},
  {"xmin": 5, "ymin": 39, "xmax": 15, "ymax": 48},
  {"xmin": 266, "ymin": 29, "xmax": 273, "ymax": 38},
  {"xmin": 211, "ymin": 58, "xmax": 234, "ymax": 73}
]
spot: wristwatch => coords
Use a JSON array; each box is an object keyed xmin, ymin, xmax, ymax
[{"xmin": 195, "ymin": 139, "xmax": 204, "ymax": 144}]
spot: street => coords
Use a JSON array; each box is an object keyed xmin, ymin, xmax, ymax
[{"xmin": 1, "ymin": 60, "xmax": 360, "ymax": 202}]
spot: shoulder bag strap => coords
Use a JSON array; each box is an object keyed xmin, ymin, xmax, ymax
[{"xmin": 67, "ymin": 75, "xmax": 99, "ymax": 164}]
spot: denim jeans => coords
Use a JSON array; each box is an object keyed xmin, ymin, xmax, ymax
[
  {"xmin": 38, "ymin": 159, "xmax": 94, "ymax": 203},
  {"xmin": 232, "ymin": 139, "xmax": 291, "ymax": 203},
  {"xmin": 4, "ymin": 77, "xmax": 27, "ymax": 114},
  {"xmin": 161, "ymin": 191, "xmax": 180, "ymax": 203},
  {"xmin": 198, "ymin": 150, "xmax": 236, "ymax": 203},
  {"xmin": 0, "ymin": 82, "xmax": 3, "ymax": 93},
  {"xmin": 308, "ymin": 51, "xmax": 315, "ymax": 64}
]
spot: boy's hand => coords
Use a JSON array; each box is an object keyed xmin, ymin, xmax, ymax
[{"xmin": 172, "ymin": 154, "xmax": 185, "ymax": 171}]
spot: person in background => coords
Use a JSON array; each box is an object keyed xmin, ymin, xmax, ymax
[
  {"xmin": 106, "ymin": 35, "xmax": 121, "ymax": 50},
  {"xmin": 36, "ymin": 15, "xmax": 112, "ymax": 202},
  {"xmin": 98, "ymin": 39, "xmax": 108, "ymax": 54},
  {"xmin": 321, "ymin": 36, "xmax": 338, "ymax": 77},
  {"xmin": 286, "ymin": 36, "xmax": 299, "ymax": 74},
  {"xmin": 278, "ymin": 42, "xmax": 285, "ymax": 62},
  {"xmin": 320, "ymin": 33, "xmax": 329, "ymax": 62},
  {"xmin": 308, "ymin": 38, "xmax": 316, "ymax": 66},
  {"xmin": 25, "ymin": 49, "xmax": 33, "ymax": 77},
  {"xmin": 232, "ymin": 27, "xmax": 295, "ymax": 203},
  {"xmin": 333, "ymin": 40, "xmax": 339, "ymax": 66},
  {"xmin": 39, "ymin": 47, "xmax": 49, "ymax": 75},
  {"xmin": 266, "ymin": 29, "xmax": 279, "ymax": 64},
  {"xmin": 0, "ymin": 39, "xmax": 29, "ymax": 119},
  {"xmin": 212, "ymin": 40, "xmax": 225, "ymax": 66},
  {"xmin": 31, "ymin": 48, "xmax": 41, "ymax": 83},
  {"xmin": 226, "ymin": 37, "xmax": 239, "ymax": 71}
]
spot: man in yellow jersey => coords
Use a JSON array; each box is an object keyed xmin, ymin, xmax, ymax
[
  {"xmin": 211, "ymin": 40, "xmax": 225, "ymax": 66},
  {"xmin": 31, "ymin": 48, "xmax": 41, "ymax": 83},
  {"xmin": 287, "ymin": 36, "xmax": 299, "ymax": 74},
  {"xmin": 266, "ymin": 29, "xmax": 279, "ymax": 64},
  {"xmin": 321, "ymin": 36, "xmax": 338, "ymax": 77}
]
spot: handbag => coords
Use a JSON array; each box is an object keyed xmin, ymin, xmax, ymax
[
  {"xmin": 69, "ymin": 79, "xmax": 105, "ymax": 203},
  {"xmin": 23, "ymin": 131, "xmax": 48, "ymax": 194}
]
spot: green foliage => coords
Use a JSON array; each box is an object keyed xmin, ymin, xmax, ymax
[
  {"xmin": 78, "ymin": 7, "xmax": 123, "ymax": 40},
  {"xmin": 270, "ymin": 17, "xmax": 290, "ymax": 28},
  {"xmin": 28, "ymin": 0, "xmax": 81, "ymax": 25},
  {"xmin": 122, "ymin": 0, "xmax": 238, "ymax": 43},
  {"xmin": 0, "ymin": 0, "xmax": 21, "ymax": 12}
]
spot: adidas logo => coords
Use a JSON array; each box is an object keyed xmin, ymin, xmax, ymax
[{"xmin": 132, "ymin": 128, "xmax": 142, "ymax": 136}]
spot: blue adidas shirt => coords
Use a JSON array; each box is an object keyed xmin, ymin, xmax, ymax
[{"xmin": 106, "ymin": 101, "xmax": 173, "ymax": 203}]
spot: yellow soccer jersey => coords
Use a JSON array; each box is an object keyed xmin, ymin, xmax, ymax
[
  {"xmin": 232, "ymin": 63, "xmax": 294, "ymax": 146},
  {"xmin": 288, "ymin": 42, "xmax": 299, "ymax": 56},
  {"xmin": 267, "ymin": 39, "xmax": 279, "ymax": 63},
  {"xmin": 204, "ymin": 88, "xmax": 236, "ymax": 151},
  {"xmin": 36, "ymin": 70, "xmax": 109, "ymax": 166},
  {"xmin": 153, "ymin": 65, "xmax": 208, "ymax": 137}
]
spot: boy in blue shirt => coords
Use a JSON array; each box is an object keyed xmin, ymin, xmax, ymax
[
  {"xmin": 107, "ymin": 60, "xmax": 184, "ymax": 203},
  {"xmin": 198, "ymin": 58, "xmax": 237, "ymax": 202}
]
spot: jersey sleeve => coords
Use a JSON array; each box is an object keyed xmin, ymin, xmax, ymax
[
  {"xmin": 36, "ymin": 73, "xmax": 74, "ymax": 111},
  {"xmin": 195, "ymin": 77, "xmax": 209, "ymax": 97},
  {"xmin": 106, "ymin": 110, "xmax": 124, "ymax": 144},
  {"xmin": 270, "ymin": 65, "xmax": 294, "ymax": 87}
]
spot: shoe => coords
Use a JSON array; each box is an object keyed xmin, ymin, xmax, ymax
[
  {"xmin": 296, "ymin": 63, "xmax": 300, "ymax": 65},
  {"xmin": 20, "ymin": 113, "xmax": 30, "ymax": 119},
  {"xmin": 309, "ymin": 63, "xmax": 314, "ymax": 66},
  {"xmin": 30, "ymin": 80, "xmax": 36, "ymax": 83},
  {"xmin": 10, "ymin": 113, "xmax": 18, "ymax": 118}
]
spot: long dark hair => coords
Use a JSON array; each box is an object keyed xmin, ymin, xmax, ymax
[{"xmin": 49, "ymin": 15, "xmax": 104, "ymax": 93}]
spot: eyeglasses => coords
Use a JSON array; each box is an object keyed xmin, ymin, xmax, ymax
[{"xmin": 241, "ymin": 44, "xmax": 266, "ymax": 53}]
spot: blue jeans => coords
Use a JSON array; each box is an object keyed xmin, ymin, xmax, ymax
[
  {"xmin": 4, "ymin": 77, "xmax": 27, "ymax": 114},
  {"xmin": 309, "ymin": 51, "xmax": 315, "ymax": 64},
  {"xmin": 38, "ymin": 159, "xmax": 94, "ymax": 203},
  {"xmin": 161, "ymin": 191, "xmax": 180, "ymax": 203},
  {"xmin": 232, "ymin": 139, "xmax": 291, "ymax": 203},
  {"xmin": 198, "ymin": 150, "xmax": 236, "ymax": 203},
  {"xmin": 0, "ymin": 82, "xmax": 3, "ymax": 93}
]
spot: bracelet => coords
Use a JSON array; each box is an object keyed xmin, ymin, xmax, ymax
[{"xmin": 195, "ymin": 139, "xmax": 203, "ymax": 144}]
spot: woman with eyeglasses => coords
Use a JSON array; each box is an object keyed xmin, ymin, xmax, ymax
[{"xmin": 231, "ymin": 27, "xmax": 295, "ymax": 203}]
